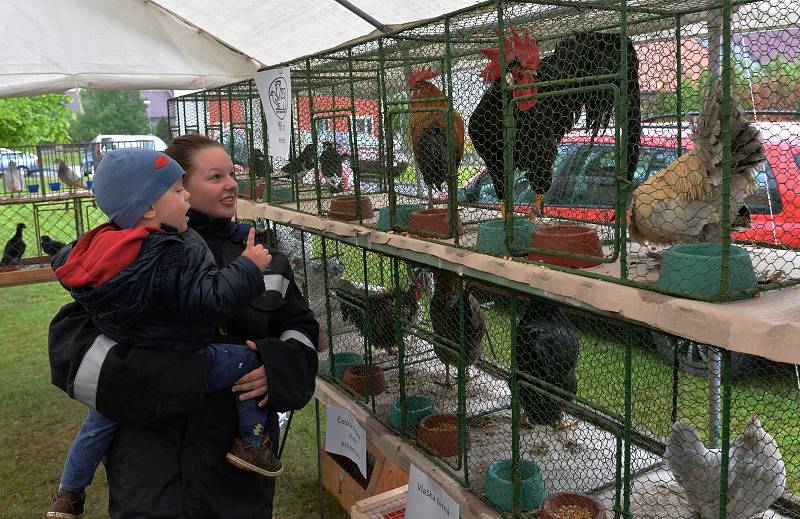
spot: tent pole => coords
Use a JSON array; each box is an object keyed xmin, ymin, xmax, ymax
[{"xmin": 331, "ymin": 0, "xmax": 391, "ymax": 33}]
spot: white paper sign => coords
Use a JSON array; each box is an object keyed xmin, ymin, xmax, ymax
[
  {"xmin": 325, "ymin": 404, "xmax": 367, "ymax": 478},
  {"xmin": 254, "ymin": 67, "xmax": 292, "ymax": 159},
  {"xmin": 405, "ymin": 464, "xmax": 460, "ymax": 519}
]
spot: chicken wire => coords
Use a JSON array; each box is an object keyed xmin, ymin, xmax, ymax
[
  {"xmin": 257, "ymin": 222, "xmax": 800, "ymax": 518},
  {"xmin": 0, "ymin": 140, "xmax": 175, "ymax": 271},
  {"xmin": 170, "ymin": 0, "xmax": 800, "ymax": 301}
]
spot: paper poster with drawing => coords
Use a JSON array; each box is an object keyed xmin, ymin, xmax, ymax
[{"xmin": 254, "ymin": 67, "xmax": 292, "ymax": 159}]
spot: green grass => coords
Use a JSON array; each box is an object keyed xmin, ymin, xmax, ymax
[
  {"xmin": 311, "ymin": 238, "xmax": 420, "ymax": 288},
  {"xmin": 396, "ymin": 165, "xmax": 479, "ymax": 187},
  {"xmin": 0, "ymin": 282, "xmax": 348, "ymax": 519}
]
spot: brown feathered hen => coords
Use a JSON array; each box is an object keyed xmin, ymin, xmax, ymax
[
  {"xmin": 333, "ymin": 278, "xmax": 424, "ymax": 356},
  {"xmin": 430, "ymin": 270, "xmax": 485, "ymax": 386},
  {"xmin": 409, "ymin": 69, "xmax": 465, "ymax": 207},
  {"xmin": 629, "ymin": 79, "xmax": 766, "ymax": 245}
]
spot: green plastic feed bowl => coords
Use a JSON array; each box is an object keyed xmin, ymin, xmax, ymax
[
  {"xmin": 321, "ymin": 352, "xmax": 364, "ymax": 381},
  {"xmin": 657, "ymin": 243, "xmax": 757, "ymax": 299},
  {"xmin": 388, "ymin": 395, "xmax": 435, "ymax": 435},
  {"xmin": 484, "ymin": 459, "xmax": 547, "ymax": 512},
  {"xmin": 265, "ymin": 185, "xmax": 295, "ymax": 203},
  {"xmin": 376, "ymin": 204, "xmax": 426, "ymax": 231},
  {"xmin": 475, "ymin": 218, "xmax": 536, "ymax": 255}
]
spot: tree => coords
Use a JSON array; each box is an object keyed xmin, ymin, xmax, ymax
[
  {"xmin": 0, "ymin": 94, "xmax": 75, "ymax": 146},
  {"xmin": 69, "ymin": 90, "xmax": 149, "ymax": 142},
  {"xmin": 154, "ymin": 117, "xmax": 172, "ymax": 145},
  {"xmin": 648, "ymin": 56, "xmax": 800, "ymax": 119}
]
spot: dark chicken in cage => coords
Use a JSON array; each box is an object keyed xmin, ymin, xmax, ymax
[
  {"xmin": 629, "ymin": 78, "xmax": 767, "ymax": 245},
  {"xmin": 1, "ymin": 223, "xmax": 26, "ymax": 268},
  {"xmin": 469, "ymin": 28, "xmax": 641, "ymax": 220},
  {"xmin": 513, "ymin": 299, "xmax": 579, "ymax": 427},
  {"xmin": 333, "ymin": 276, "xmax": 425, "ymax": 356},
  {"xmin": 319, "ymin": 141, "xmax": 344, "ymax": 194},
  {"xmin": 281, "ymin": 143, "xmax": 317, "ymax": 177},
  {"xmin": 429, "ymin": 270, "xmax": 485, "ymax": 387},
  {"xmin": 41, "ymin": 236, "xmax": 67, "ymax": 256},
  {"xmin": 409, "ymin": 69, "xmax": 465, "ymax": 207}
]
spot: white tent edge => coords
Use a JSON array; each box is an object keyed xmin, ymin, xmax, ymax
[{"xmin": 0, "ymin": 0, "xmax": 796, "ymax": 99}]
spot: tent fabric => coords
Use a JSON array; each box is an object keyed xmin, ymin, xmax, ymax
[
  {"xmin": 0, "ymin": 0, "xmax": 481, "ymax": 98},
  {"xmin": 0, "ymin": 0, "xmax": 795, "ymax": 98},
  {"xmin": 0, "ymin": 0, "xmax": 258, "ymax": 97}
]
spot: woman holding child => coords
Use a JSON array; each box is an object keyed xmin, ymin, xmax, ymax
[{"xmin": 47, "ymin": 135, "xmax": 319, "ymax": 518}]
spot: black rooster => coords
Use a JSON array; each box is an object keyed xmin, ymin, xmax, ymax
[
  {"xmin": 469, "ymin": 28, "xmax": 641, "ymax": 219},
  {"xmin": 249, "ymin": 149, "xmax": 273, "ymax": 179},
  {"xmin": 41, "ymin": 235, "xmax": 67, "ymax": 256},
  {"xmin": 430, "ymin": 270, "xmax": 485, "ymax": 386},
  {"xmin": 281, "ymin": 144, "xmax": 317, "ymax": 175},
  {"xmin": 513, "ymin": 299, "xmax": 579, "ymax": 426},
  {"xmin": 333, "ymin": 278, "xmax": 424, "ymax": 355},
  {"xmin": 1, "ymin": 223, "xmax": 26, "ymax": 267},
  {"xmin": 319, "ymin": 142, "xmax": 344, "ymax": 193}
]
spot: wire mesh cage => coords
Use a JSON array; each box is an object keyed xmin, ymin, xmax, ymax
[
  {"xmin": 269, "ymin": 225, "xmax": 800, "ymax": 518},
  {"xmin": 169, "ymin": 0, "xmax": 800, "ymax": 301},
  {"xmin": 0, "ymin": 196, "xmax": 108, "ymax": 273},
  {"xmin": 0, "ymin": 140, "xmax": 169, "ymax": 271}
]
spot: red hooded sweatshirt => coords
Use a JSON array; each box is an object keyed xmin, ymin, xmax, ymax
[{"xmin": 56, "ymin": 223, "xmax": 163, "ymax": 288}]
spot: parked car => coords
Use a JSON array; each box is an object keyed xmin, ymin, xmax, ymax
[
  {"xmin": 82, "ymin": 135, "xmax": 168, "ymax": 176},
  {"xmin": 459, "ymin": 122, "xmax": 800, "ymax": 378},
  {"xmin": 90, "ymin": 134, "xmax": 167, "ymax": 151},
  {"xmin": 459, "ymin": 122, "xmax": 798, "ymax": 247},
  {"xmin": 0, "ymin": 147, "xmax": 40, "ymax": 176}
]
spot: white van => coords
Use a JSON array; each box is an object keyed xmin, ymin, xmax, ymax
[
  {"xmin": 84, "ymin": 135, "xmax": 169, "ymax": 175},
  {"xmin": 91, "ymin": 134, "xmax": 167, "ymax": 152}
]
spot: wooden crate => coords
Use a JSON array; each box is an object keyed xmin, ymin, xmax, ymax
[
  {"xmin": 321, "ymin": 437, "xmax": 408, "ymax": 513},
  {"xmin": 350, "ymin": 485, "xmax": 407, "ymax": 519}
]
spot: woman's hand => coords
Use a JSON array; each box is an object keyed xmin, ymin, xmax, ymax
[{"xmin": 232, "ymin": 340, "xmax": 268, "ymax": 407}]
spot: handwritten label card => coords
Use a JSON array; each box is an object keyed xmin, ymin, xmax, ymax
[
  {"xmin": 405, "ymin": 464, "xmax": 460, "ymax": 519},
  {"xmin": 325, "ymin": 404, "xmax": 367, "ymax": 478}
]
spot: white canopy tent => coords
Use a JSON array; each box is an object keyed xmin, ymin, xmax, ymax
[
  {"xmin": 0, "ymin": 0, "xmax": 483, "ymax": 98},
  {"xmin": 0, "ymin": 0, "xmax": 795, "ymax": 98}
]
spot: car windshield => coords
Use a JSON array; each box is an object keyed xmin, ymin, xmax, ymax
[
  {"xmin": 461, "ymin": 144, "xmax": 576, "ymax": 205},
  {"xmin": 462, "ymin": 143, "xmax": 785, "ymax": 213},
  {"xmin": 545, "ymin": 144, "xmax": 679, "ymax": 208}
]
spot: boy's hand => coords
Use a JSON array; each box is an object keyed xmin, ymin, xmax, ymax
[{"xmin": 241, "ymin": 227, "xmax": 272, "ymax": 272}]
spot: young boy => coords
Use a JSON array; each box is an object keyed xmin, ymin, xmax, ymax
[{"xmin": 48, "ymin": 149, "xmax": 282, "ymax": 519}]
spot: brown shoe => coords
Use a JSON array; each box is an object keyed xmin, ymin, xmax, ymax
[
  {"xmin": 226, "ymin": 437, "xmax": 283, "ymax": 477},
  {"xmin": 46, "ymin": 489, "xmax": 85, "ymax": 518}
]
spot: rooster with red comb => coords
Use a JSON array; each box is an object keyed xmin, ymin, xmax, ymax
[
  {"xmin": 409, "ymin": 68, "xmax": 466, "ymax": 208},
  {"xmin": 468, "ymin": 28, "xmax": 641, "ymax": 221}
]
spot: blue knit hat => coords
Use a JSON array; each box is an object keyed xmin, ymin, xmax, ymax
[{"xmin": 92, "ymin": 148, "xmax": 185, "ymax": 229}]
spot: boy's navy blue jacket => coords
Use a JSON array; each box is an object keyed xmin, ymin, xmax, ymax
[
  {"xmin": 54, "ymin": 222, "xmax": 266, "ymax": 351},
  {"xmin": 48, "ymin": 215, "xmax": 319, "ymax": 426}
]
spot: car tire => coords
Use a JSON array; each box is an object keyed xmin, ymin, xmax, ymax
[
  {"xmin": 18, "ymin": 165, "xmax": 29, "ymax": 176},
  {"xmin": 651, "ymin": 331, "xmax": 756, "ymax": 380}
]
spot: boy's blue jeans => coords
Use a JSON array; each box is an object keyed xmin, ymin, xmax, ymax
[{"xmin": 60, "ymin": 343, "xmax": 264, "ymax": 494}]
